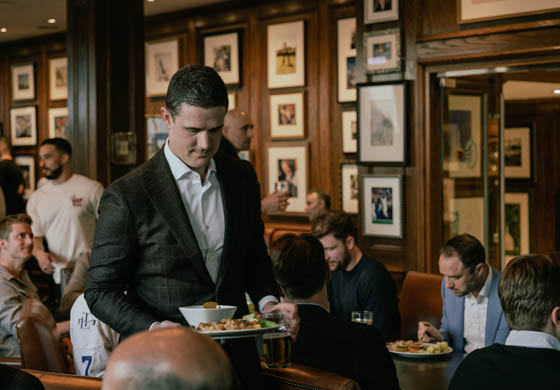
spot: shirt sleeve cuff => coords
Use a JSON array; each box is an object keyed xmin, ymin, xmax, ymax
[{"xmin": 258, "ymin": 295, "xmax": 279, "ymax": 313}]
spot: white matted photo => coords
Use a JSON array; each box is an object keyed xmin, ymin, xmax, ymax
[
  {"xmin": 228, "ymin": 92, "xmax": 236, "ymax": 110},
  {"xmin": 504, "ymin": 192, "xmax": 530, "ymax": 265},
  {"xmin": 11, "ymin": 64, "xmax": 35, "ymax": 101},
  {"xmin": 267, "ymin": 21, "xmax": 305, "ymax": 88},
  {"xmin": 337, "ymin": 17, "xmax": 356, "ymax": 102},
  {"xmin": 458, "ymin": 0, "xmax": 560, "ymax": 24},
  {"xmin": 146, "ymin": 115, "xmax": 169, "ymax": 159},
  {"xmin": 358, "ymin": 82, "xmax": 406, "ymax": 164},
  {"xmin": 365, "ymin": 29, "xmax": 400, "ymax": 74},
  {"xmin": 48, "ymin": 107, "xmax": 68, "ymax": 139},
  {"xmin": 204, "ymin": 31, "xmax": 240, "ymax": 86},
  {"xmin": 341, "ymin": 164, "xmax": 358, "ymax": 214},
  {"xmin": 14, "ymin": 156, "xmax": 35, "ymax": 199},
  {"xmin": 49, "ymin": 57, "xmax": 68, "ymax": 101},
  {"xmin": 505, "ymin": 127, "xmax": 531, "ymax": 179},
  {"xmin": 268, "ymin": 144, "xmax": 308, "ymax": 213},
  {"xmin": 365, "ymin": 0, "xmax": 399, "ymax": 24},
  {"xmin": 145, "ymin": 39, "xmax": 179, "ymax": 96},
  {"xmin": 10, "ymin": 106, "xmax": 37, "ymax": 146},
  {"xmin": 361, "ymin": 175, "xmax": 403, "ymax": 238},
  {"xmin": 342, "ymin": 110, "xmax": 357, "ymax": 153},
  {"xmin": 269, "ymin": 93, "xmax": 305, "ymax": 139}
]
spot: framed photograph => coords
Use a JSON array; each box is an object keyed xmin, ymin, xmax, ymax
[
  {"xmin": 358, "ymin": 81, "xmax": 406, "ymax": 165},
  {"xmin": 48, "ymin": 107, "xmax": 69, "ymax": 139},
  {"xmin": 269, "ymin": 93, "xmax": 305, "ymax": 139},
  {"xmin": 505, "ymin": 127, "xmax": 531, "ymax": 179},
  {"xmin": 10, "ymin": 106, "xmax": 37, "ymax": 146},
  {"xmin": 342, "ymin": 111, "xmax": 357, "ymax": 153},
  {"xmin": 337, "ymin": 17, "xmax": 356, "ymax": 102},
  {"xmin": 448, "ymin": 197, "xmax": 485, "ymax": 247},
  {"xmin": 267, "ymin": 143, "xmax": 308, "ymax": 213},
  {"xmin": 203, "ymin": 30, "xmax": 240, "ymax": 87},
  {"xmin": 458, "ymin": 0, "xmax": 560, "ymax": 24},
  {"xmin": 365, "ymin": 29, "xmax": 401, "ymax": 74},
  {"xmin": 11, "ymin": 64, "xmax": 35, "ymax": 101},
  {"xmin": 341, "ymin": 164, "xmax": 359, "ymax": 214},
  {"xmin": 228, "ymin": 92, "xmax": 236, "ymax": 110},
  {"xmin": 49, "ymin": 57, "xmax": 68, "ymax": 101},
  {"xmin": 505, "ymin": 192, "xmax": 530, "ymax": 265},
  {"xmin": 444, "ymin": 94, "xmax": 482, "ymax": 178},
  {"xmin": 365, "ymin": 0, "xmax": 399, "ymax": 24},
  {"xmin": 145, "ymin": 39, "xmax": 179, "ymax": 97},
  {"xmin": 146, "ymin": 115, "xmax": 168, "ymax": 159},
  {"xmin": 14, "ymin": 156, "xmax": 35, "ymax": 199},
  {"xmin": 267, "ymin": 20, "xmax": 305, "ymax": 88},
  {"xmin": 361, "ymin": 175, "xmax": 403, "ymax": 238}
]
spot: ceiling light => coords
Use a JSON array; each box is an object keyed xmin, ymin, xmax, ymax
[
  {"xmin": 47, "ymin": 18, "xmax": 56, "ymax": 24},
  {"xmin": 147, "ymin": 0, "xmax": 155, "ymax": 3},
  {"xmin": 0, "ymin": 27, "xmax": 6, "ymax": 33},
  {"xmin": 554, "ymin": 89, "xmax": 560, "ymax": 95}
]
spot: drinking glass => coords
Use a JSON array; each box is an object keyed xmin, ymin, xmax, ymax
[
  {"xmin": 351, "ymin": 311, "xmax": 363, "ymax": 323},
  {"xmin": 261, "ymin": 312, "xmax": 292, "ymax": 368},
  {"xmin": 363, "ymin": 311, "xmax": 373, "ymax": 325}
]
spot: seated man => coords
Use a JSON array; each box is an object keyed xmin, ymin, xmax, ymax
[
  {"xmin": 102, "ymin": 327, "xmax": 236, "ymax": 390},
  {"xmin": 70, "ymin": 293, "xmax": 119, "ymax": 377},
  {"xmin": 312, "ymin": 211, "xmax": 400, "ymax": 341},
  {"xmin": 304, "ymin": 189, "xmax": 330, "ymax": 222},
  {"xmin": 418, "ymin": 234, "xmax": 509, "ymax": 353},
  {"xmin": 0, "ymin": 213, "xmax": 69, "ymax": 357},
  {"xmin": 449, "ymin": 254, "xmax": 560, "ymax": 389},
  {"xmin": 270, "ymin": 233, "xmax": 399, "ymax": 390}
]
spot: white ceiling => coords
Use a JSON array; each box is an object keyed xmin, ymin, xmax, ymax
[{"xmin": 0, "ymin": 0, "xmax": 227, "ymax": 44}]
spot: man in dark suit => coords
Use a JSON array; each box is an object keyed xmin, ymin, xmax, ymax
[
  {"xmin": 85, "ymin": 65, "xmax": 280, "ymax": 388},
  {"xmin": 269, "ymin": 234, "xmax": 399, "ymax": 390}
]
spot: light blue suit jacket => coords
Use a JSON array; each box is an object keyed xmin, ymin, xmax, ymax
[{"xmin": 439, "ymin": 266, "xmax": 509, "ymax": 353}]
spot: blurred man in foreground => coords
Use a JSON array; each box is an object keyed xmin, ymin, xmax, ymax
[
  {"xmin": 270, "ymin": 233, "xmax": 399, "ymax": 390},
  {"xmin": 449, "ymin": 254, "xmax": 560, "ymax": 388},
  {"xmin": 304, "ymin": 189, "xmax": 330, "ymax": 222},
  {"xmin": 102, "ymin": 328, "xmax": 235, "ymax": 390},
  {"xmin": 418, "ymin": 234, "xmax": 510, "ymax": 353}
]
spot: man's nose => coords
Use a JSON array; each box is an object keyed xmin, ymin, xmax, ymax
[
  {"xmin": 445, "ymin": 277, "xmax": 453, "ymax": 289},
  {"xmin": 324, "ymin": 251, "xmax": 330, "ymax": 261},
  {"xmin": 197, "ymin": 131, "xmax": 210, "ymax": 149}
]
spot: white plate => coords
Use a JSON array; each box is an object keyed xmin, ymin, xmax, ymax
[
  {"xmin": 198, "ymin": 325, "xmax": 280, "ymax": 339},
  {"xmin": 388, "ymin": 344, "xmax": 454, "ymax": 358}
]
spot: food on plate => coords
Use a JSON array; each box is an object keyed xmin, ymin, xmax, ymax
[
  {"xmin": 197, "ymin": 316, "xmax": 277, "ymax": 332},
  {"xmin": 202, "ymin": 301, "xmax": 218, "ymax": 308},
  {"xmin": 386, "ymin": 340, "xmax": 451, "ymax": 354}
]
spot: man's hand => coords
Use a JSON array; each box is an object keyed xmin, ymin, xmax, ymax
[
  {"xmin": 151, "ymin": 320, "xmax": 182, "ymax": 331},
  {"xmin": 417, "ymin": 321, "xmax": 444, "ymax": 342},
  {"xmin": 34, "ymin": 250, "xmax": 55, "ymax": 274},
  {"xmin": 261, "ymin": 191, "xmax": 290, "ymax": 214},
  {"xmin": 263, "ymin": 302, "xmax": 300, "ymax": 341}
]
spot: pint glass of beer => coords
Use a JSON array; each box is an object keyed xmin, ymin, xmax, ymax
[{"xmin": 261, "ymin": 312, "xmax": 292, "ymax": 368}]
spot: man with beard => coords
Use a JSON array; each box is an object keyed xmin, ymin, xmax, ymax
[
  {"xmin": 312, "ymin": 210, "xmax": 400, "ymax": 341},
  {"xmin": 417, "ymin": 234, "xmax": 510, "ymax": 353},
  {"xmin": 26, "ymin": 138, "xmax": 103, "ymax": 293}
]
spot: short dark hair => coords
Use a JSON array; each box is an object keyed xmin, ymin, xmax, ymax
[
  {"xmin": 0, "ymin": 136, "xmax": 10, "ymax": 150},
  {"xmin": 165, "ymin": 65, "xmax": 228, "ymax": 118},
  {"xmin": 498, "ymin": 254, "xmax": 560, "ymax": 331},
  {"xmin": 269, "ymin": 234, "xmax": 329, "ymax": 300},
  {"xmin": 0, "ymin": 214, "xmax": 32, "ymax": 240},
  {"xmin": 312, "ymin": 210, "xmax": 358, "ymax": 243},
  {"xmin": 440, "ymin": 234, "xmax": 485, "ymax": 270},
  {"xmin": 41, "ymin": 138, "xmax": 72, "ymax": 158},
  {"xmin": 308, "ymin": 189, "xmax": 331, "ymax": 211}
]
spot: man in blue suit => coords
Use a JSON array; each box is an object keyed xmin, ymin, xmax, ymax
[{"xmin": 418, "ymin": 234, "xmax": 509, "ymax": 353}]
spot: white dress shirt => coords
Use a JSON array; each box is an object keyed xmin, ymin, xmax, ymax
[
  {"xmin": 506, "ymin": 330, "xmax": 560, "ymax": 352},
  {"xmin": 463, "ymin": 265, "xmax": 492, "ymax": 354}
]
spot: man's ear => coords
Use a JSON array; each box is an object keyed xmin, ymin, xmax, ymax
[
  {"xmin": 0, "ymin": 238, "xmax": 7, "ymax": 250},
  {"xmin": 344, "ymin": 235, "xmax": 355, "ymax": 250},
  {"xmin": 161, "ymin": 106, "xmax": 173, "ymax": 128},
  {"xmin": 552, "ymin": 306, "xmax": 560, "ymax": 327},
  {"xmin": 60, "ymin": 153, "xmax": 70, "ymax": 165}
]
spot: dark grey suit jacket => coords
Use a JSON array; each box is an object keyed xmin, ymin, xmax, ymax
[{"xmin": 85, "ymin": 149, "xmax": 278, "ymax": 339}]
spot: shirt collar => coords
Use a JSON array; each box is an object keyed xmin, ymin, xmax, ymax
[
  {"xmin": 506, "ymin": 330, "xmax": 560, "ymax": 352},
  {"xmin": 163, "ymin": 139, "xmax": 217, "ymax": 181},
  {"xmin": 478, "ymin": 264, "xmax": 492, "ymax": 298}
]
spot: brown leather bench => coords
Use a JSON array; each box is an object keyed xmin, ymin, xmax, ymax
[
  {"xmin": 23, "ymin": 369, "xmax": 102, "ymax": 390},
  {"xmin": 261, "ymin": 362, "xmax": 360, "ymax": 390}
]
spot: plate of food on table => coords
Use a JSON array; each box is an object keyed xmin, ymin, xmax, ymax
[{"xmin": 386, "ymin": 340, "xmax": 453, "ymax": 357}]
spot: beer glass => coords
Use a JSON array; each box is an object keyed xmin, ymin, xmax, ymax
[
  {"xmin": 261, "ymin": 312, "xmax": 292, "ymax": 368},
  {"xmin": 274, "ymin": 180, "xmax": 289, "ymax": 193},
  {"xmin": 352, "ymin": 311, "xmax": 373, "ymax": 325}
]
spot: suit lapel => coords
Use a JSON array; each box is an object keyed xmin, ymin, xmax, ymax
[
  {"xmin": 142, "ymin": 150, "xmax": 214, "ymax": 288},
  {"xmin": 485, "ymin": 268, "xmax": 500, "ymax": 346}
]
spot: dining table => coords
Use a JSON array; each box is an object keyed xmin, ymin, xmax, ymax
[{"xmin": 392, "ymin": 352, "xmax": 464, "ymax": 390}]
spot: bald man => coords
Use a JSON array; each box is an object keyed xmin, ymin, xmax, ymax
[
  {"xmin": 102, "ymin": 328, "xmax": 236, "ymax": 390},
  {"xmin": 220, "ymin": 109, "xmax": 289, "ymax": 213}
]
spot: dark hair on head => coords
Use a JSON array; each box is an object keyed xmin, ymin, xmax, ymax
[
  {"xmin": 312, "ymin": 210, "xmax": 357, "ymax": 243},
  {"xmin": 0, "ymin": 214, "xmax": 32, "ymax": 240},
  {"xmin": 269, "ymin": 234, "xmax": 329, "ymax": 300},
  {"xmin": 165, "ymin": 65, "xmax": 228, "ymax": 118},
  {"xmin": 498, "ymin": 254, "xmax": 560, "ymax": 331},
  {"xmin": 0, "ymin": 136, "xmax": 10, "ymax": 149},
  {"xmin": 308, "ymin": 189, "xmax": 331, "ymax": 211},
  {"xmin": 440, "ymin": 233, "xmax": 485, "ymax": 270},
  {"xmin": 41, "ymin": 138, "xmax": 72, "ymax": 158}
]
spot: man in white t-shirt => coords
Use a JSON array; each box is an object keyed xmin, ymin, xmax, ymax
[
  {"xmin": 26, "ymin": 138, "xmax": 103, "ymax": 291},
  {"xmin": 70, "ymin": 293, "xmax": 119, "ymax": 377}
]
